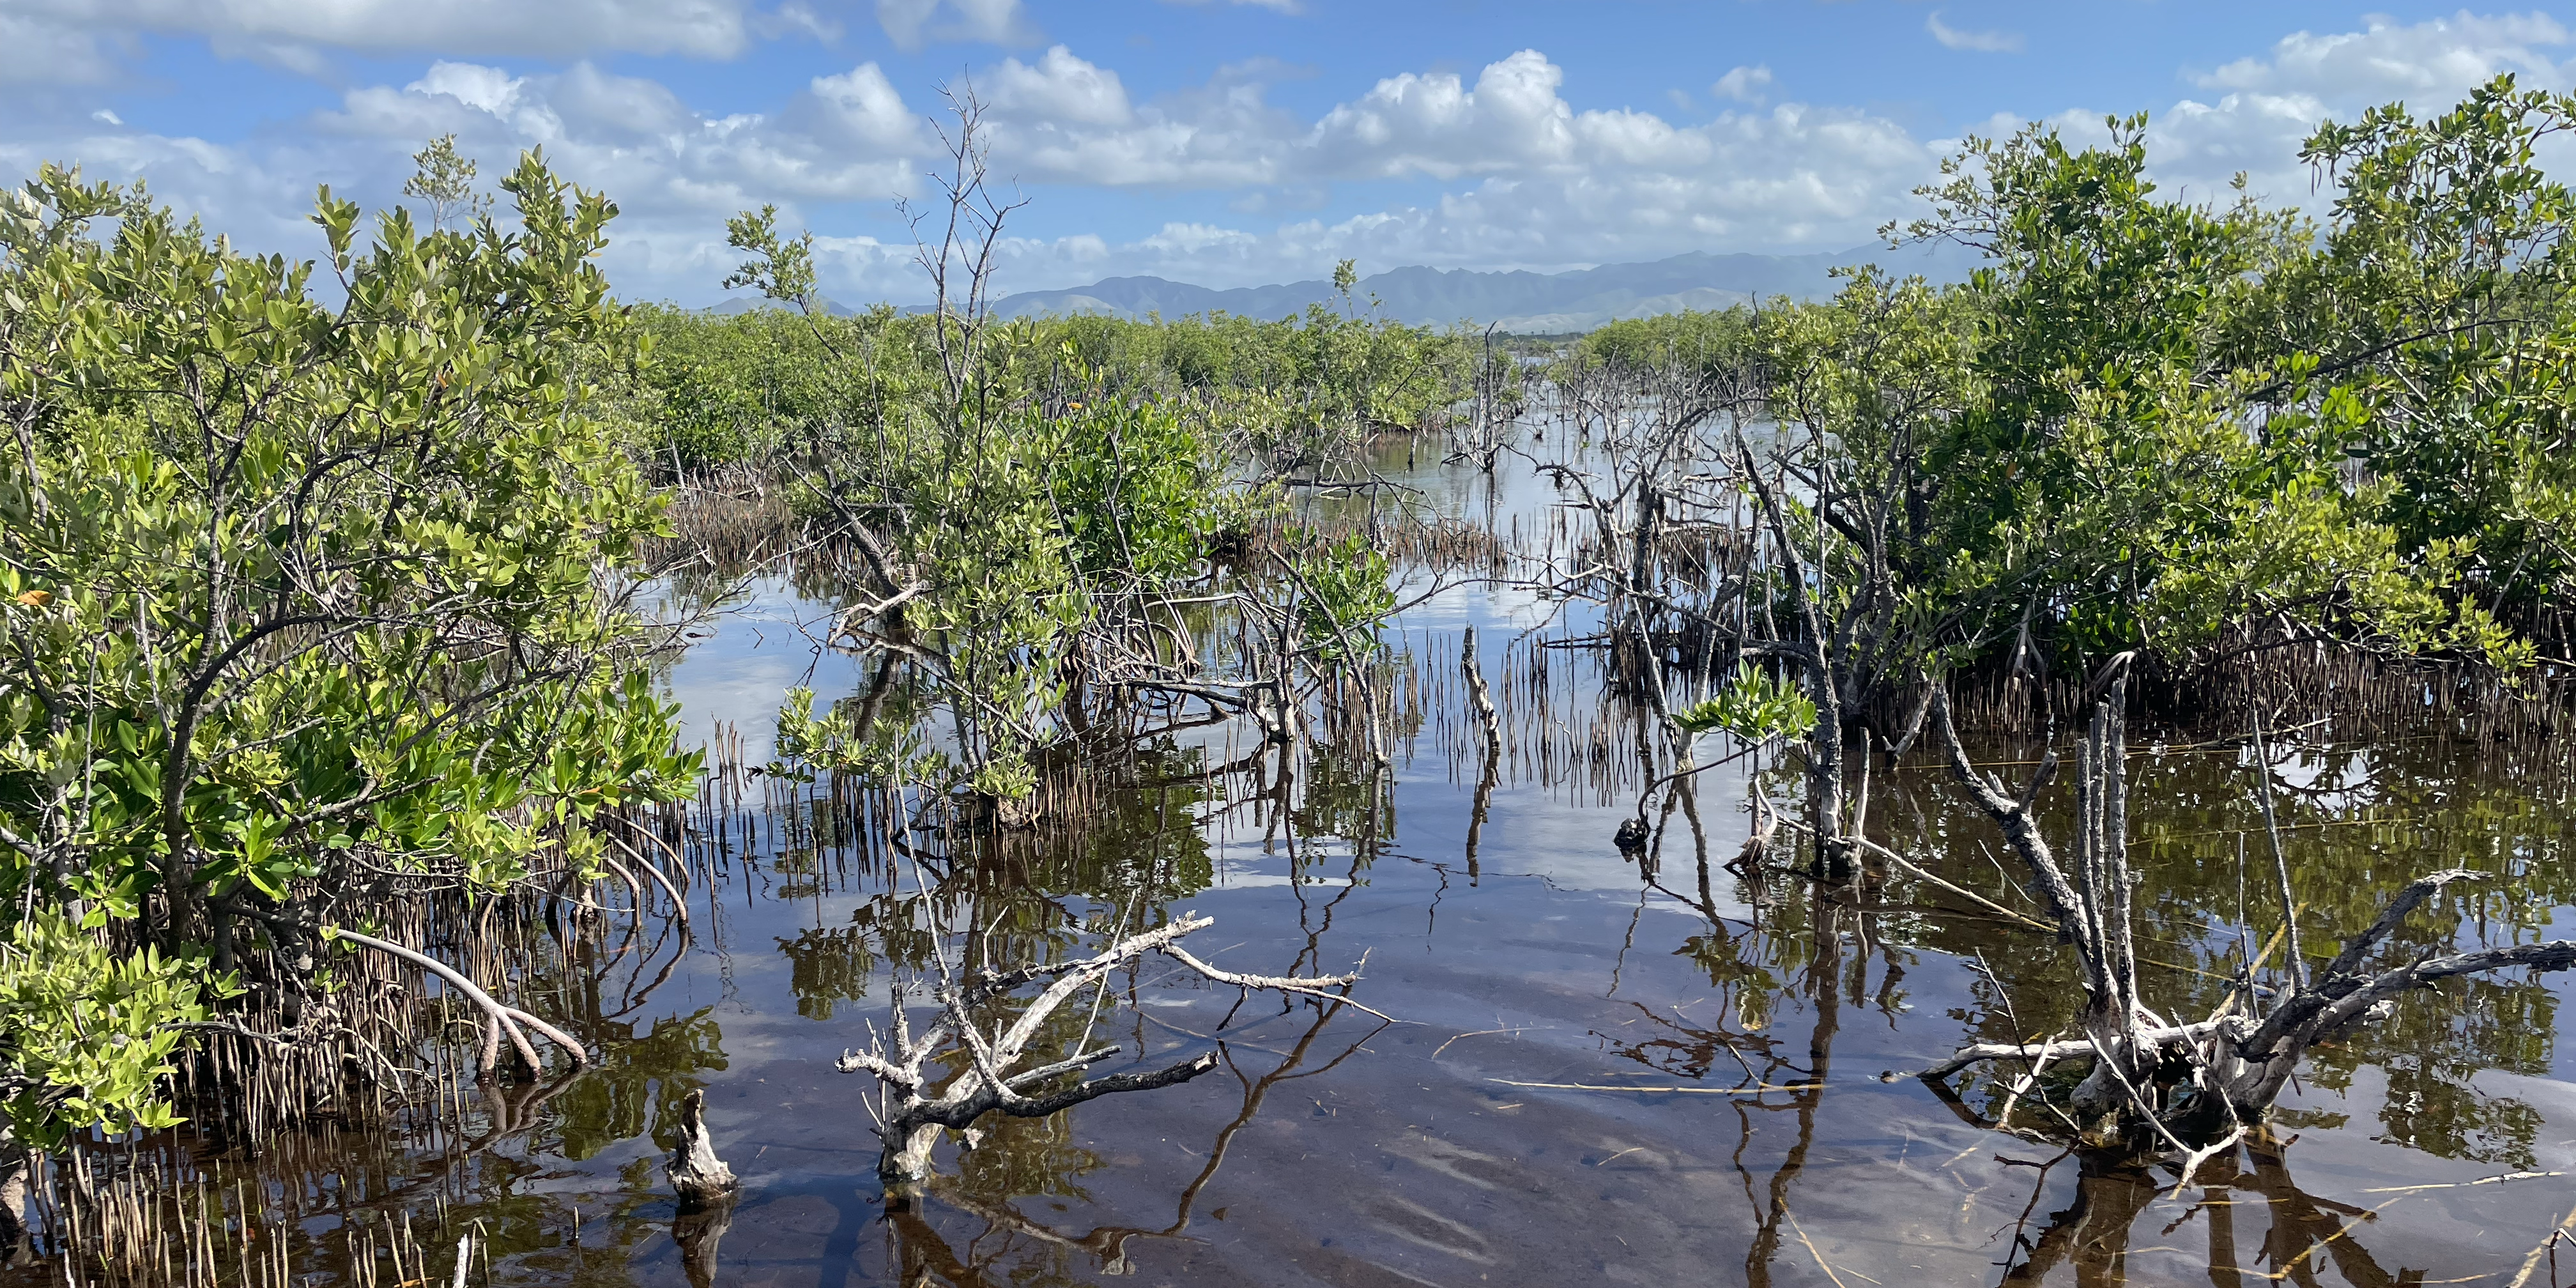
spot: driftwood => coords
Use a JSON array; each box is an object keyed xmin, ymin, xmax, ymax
[
  {"xmin": 666, "ymin": 1087, "xmax": 738, "ymax": 1208},
  {"xmin": 1462, "ymin": 625, "xmax": 1502, "ymax": 756},
  {"xmin": 837, "ymin": 914, "xmax": 1368, "ymax": 1188},
  {"xmin": 1917, "ymin": 661, "xmax": 2576, "ymax": 1146}
]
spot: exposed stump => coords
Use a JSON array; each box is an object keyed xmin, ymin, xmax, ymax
[
  {"xmin": 666, "ymin": 1088, "xmax": 738, "ymax": 1209},
  {"xmin": 1612, "ymin": 816, "xmax": 1649, "ymax": 856}
]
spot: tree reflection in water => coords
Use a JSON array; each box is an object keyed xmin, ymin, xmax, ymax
[
  {"xmin": 666, "ymin": 1000, "xmax": 1378, "ymax": 1287},
  {"xmin": 1609, "ymin": 769, "xmax": 2481, "ymax": 1288},
  {"xmin": 1967, "ymin": 1135, "xmax": 2417, "ymax": 1287}
]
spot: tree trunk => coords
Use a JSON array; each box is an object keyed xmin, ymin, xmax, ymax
[{"xmin": 0, "ymin": 1135, "xmax": 27, "ymax": 1264}]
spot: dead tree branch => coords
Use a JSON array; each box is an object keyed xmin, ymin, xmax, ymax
[
  {"xmin": 1917, "ymin": 674, "xmax": 2576, "ymax": 1152},
  {"xmin": 836, "ymin": 914, "xmax": 1371, "ymax": 1188}
]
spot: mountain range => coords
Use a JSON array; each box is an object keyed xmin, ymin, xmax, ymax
[{"xmin": 710, "ymin": 240, "xmax": 1984, "ymax": 333}]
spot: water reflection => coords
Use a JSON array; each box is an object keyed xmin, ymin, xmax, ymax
[
  {"xmin": 29, "ymin": 497, "xmax": 2576, "ymax": 1285},
  {"xmin": 617, "ymin": 461, "xmax": 2576, "ymax": 1285},
  {"xmin": 869, "ymin": 1005, "xmax": 1377, "ymax": 1287}
]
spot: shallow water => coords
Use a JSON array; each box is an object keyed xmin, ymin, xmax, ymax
[
  {"xmin": 27, "ymin": 448, "xmax": 2576, "ymax": 1287},
  {"xmin": 342, "ymin": 563, "xmax": 2576, "ymax": 1288}
]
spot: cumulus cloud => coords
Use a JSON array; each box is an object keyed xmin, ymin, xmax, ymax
[
  {"xmin": 917, "ymin": 49, "xmax": 1935, "ymax": 292},
  {"xmin": 0, "ymin": 10, "xmax": 127, "ymax": 85},
  {"xmin": 755, "ymin": 1, "xmax": 841, "ymax": 42},
  {"xmin": 990, "ymin": 45, "xmax": 1134, "ymax": 126},
  {"xmin": 0, "ymin": 41, "xmax": 1940, "ymax": 300},
  {"xmin": 1713, "ymin": 65, "xmax": 1772, "ymax": 105},
  {"xmin": 976, "ymin": 51, "xmax": 1300, "ymax": 187},
  {"xmin": 329, "ymin": 58, "xmax": 921, "ymax": 210},
  {"xmin": 875, "ymin": 0, "xmax": 1036, "ymax": 50},
  {"xmin": 0, "ymin": 0, "xmax": 765, "ymax": 70},
  {"xmin": 1927, "ymin": 12, "xmax": 2024, "ymax": 54},
  {"xmin": 16, "ymin": 13, "xmax": 2560, "ymax": 307},
  {"xmin": 0, "ymin": 54, "xmax": 926, "ymax": 305},
  {"xmin": 928, "ymin": 47, "xmax": 1934, "ymax": 282},
  {"xmin": 2132, "ymin": 11, "xmax": 2575, "ymax": 204},
  {"xmin": 2198, "ymin": 10, "xmax": 2567, "ymax": 98}
]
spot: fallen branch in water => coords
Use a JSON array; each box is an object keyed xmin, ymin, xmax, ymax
[
  {"xmin": 1487, "ymin": 1078, "xmax": 1823, "ymax": 1095},
  {"xmin": 1900, "ymin": 1022, "xmax": 2222, "ymax": 1082},
  {"xmin": 1774, "ymin": 818, "xmax": 2053, "ymax": 931},
  {"xmin": 838, "ymin": 914, "xmax": 1373, "ymax": 1189},
  {"xmin": 1915, "ymin": 671, "xmax": 2576, "ymax": 1155}
]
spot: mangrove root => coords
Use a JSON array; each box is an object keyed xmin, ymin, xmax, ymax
[{"xmin": 324, "ymin": 926, "xmax": 588, "ymax": 1075}]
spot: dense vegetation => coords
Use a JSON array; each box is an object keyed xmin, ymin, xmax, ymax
[
  {"xmin": 0, "ymin": 155, "xmax": 699, "ymax": 1213},
  {"xmin": 1545, "ymin": 77, "xmax": 2576, "ymax": 744},
  {"xmin": 616, "ymin": 261, "xmax": 1477, "ymax": 483}
]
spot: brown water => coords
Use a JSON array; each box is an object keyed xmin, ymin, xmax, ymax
[
  {"xmin": 616, "ymin": 599, "xmax": 2576, "ymax": 1288},
  {"xmin": 26, "ymin": 457, "xmax": 2576, "ymax": 1287}
]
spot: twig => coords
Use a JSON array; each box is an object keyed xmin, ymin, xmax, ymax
[
  {"xmin": 2361, "ymin": 1170, "xmax": 2563, "ymax": 1194},
  {"xmin": 1783, "ymin": 1204, "xmax": 1853, "ymax": 1288},
  {"xmin": 1160, "ymin": 944, "xmax": 1389, "ymax": 1022},
  {"xmin": 1486, "ymin": 1078, "xmax": 1823, "ymax": 1094},
  {"xmin": 2250, "ymin": 714, "xmax": 2308, "ymax": 989},
  {"xmin": 1432, "ymin": 1027, "xmax": 1540, "ymax": 1059},
  {"xmin": 2166, "ymin": 1124, "xmax": 2243, "ymax": 1198}
]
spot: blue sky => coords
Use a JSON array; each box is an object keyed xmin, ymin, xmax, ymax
[{"xmin": 4, "ymin": 2, "xmax": 2569, "ymax": 303}]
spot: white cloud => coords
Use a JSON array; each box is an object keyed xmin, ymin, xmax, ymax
[
  {"xmin": 938, "ymin": 50, "xmax": 1936, "ymax": 290},
  {"xmin": 313, "ymin": 58, "xmax": 921, "ymax": 209},
  {"xmin": 1713, "ymin": 64, "xmax": 1772, "ymax": 105},
  {"xmin": 1927, "ymin": 12, "xmax": 2024, "ymax": 54},
  {"xmin": 2197, "ymin": 11, "xmax": 2566, "ymax": 97},
  {"xmin": 0, "ymin": 11, "xmax": 125, "ymax": 85},
  {"xmin": 1310, "ymin": 50, "xmax": 1637, "ymax": 180},
  {"xmin": 990, "ymin": 45, "xmax": 1133, "ymax": 126},
  {"xmin": 2139, "ymin": 12, "xmax": 2575, "ymax": 204},
  {"xmin": 875, "ymin": 0, "xmax": 1036, "ymax": 50},
  {"xmin": 0, "ymin": 42, "xmax": 1940, "ymax": 301},
  {"xmin": 19, "ymin": 14, "xmax": 2562, "ymax": 309},
  {"xmin": 0, "ymin": 56, "xmax": 924, "ymax": 307},
  {"xmin": 408, "ymin": 61, "xmax": 525, "ymax": 116},
  {"xmin": 0, "ymin": 0, "xmax": 763, "ymax": 70},
  {"xmin": 755, "ymin": 2, "xmax": 841, "ymax": 43},
  {"xmin": 977, "ymin": 54, "xmax": 1300, "ymax": 187},
  {"xmin": 790, "ymin": 63, "xmax": 923, "ymax": 153},
  {"xmin": 89, "ymin": 108, "xmax": 121, "ymax": 125}
]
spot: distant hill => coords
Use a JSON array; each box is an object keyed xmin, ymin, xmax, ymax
[
  {"xmin": 986, "ymin": 241, "xmax": 1983, "ymax": 332},
  {"xmin": 706, "ymin": 294, "xmax": 858, "ymax": 317},
  {"xmin": 701, "ymin": 241, "xmax": 1984, "ymax": 332}
]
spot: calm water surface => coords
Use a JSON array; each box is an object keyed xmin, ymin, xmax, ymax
[
  {"xmin": 529, "ymin": 560, "xmax": 2576, "ymax": 1288},
  {"xmin": 31, "ymin": 448, "xmax": 2576, "ymax": 1288}
]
